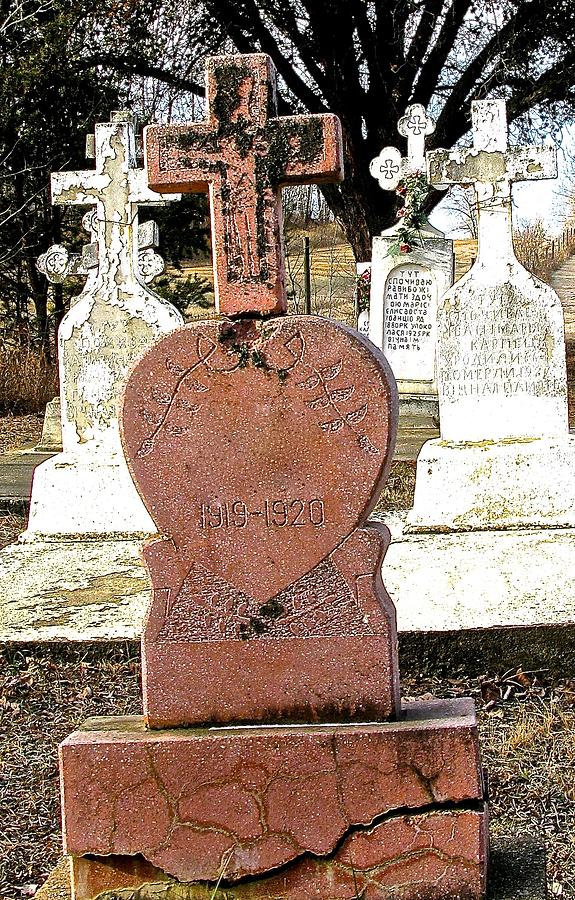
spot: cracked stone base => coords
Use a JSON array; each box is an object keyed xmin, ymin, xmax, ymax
[
  {"xmin": 70, "ymin": 807, "xmax": 488, "ymax": 899},
  {"xmin": 409, "ymin": 436, "xmax": 575, "ymax": 530},
  {"xmin": 59, "ymin": 699, "xmax": 488, "ymax": 898},
  {"xmin": 23, "ymin": 453, "xmax": 156, "ymax": 539}
]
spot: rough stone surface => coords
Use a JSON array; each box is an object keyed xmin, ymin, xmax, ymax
[
  {"xmin": 60, "ymin": 701, "xmax": 486, "ymax": 884},
  {"xmin": 145, "ymin": 54, "xmax": 343, "ymax": 317},
  {"xmin": 410, "ymin": 436, "xmax": 575, "ymax": 530},
  {"xmin": 4, "ymin": 521, "xmax": 575, "ymax": 646},
  {"xmin": 380, "ymin": 511, "xmax": 575, "ymax": 632},
  {"xmin": 38, "ymin": 838, "xmax": 548, "ymax": 900},
  {"xmin": 120, "ymin": 315, "xmax": 400, "ymax": 726},
  {"xmin": 25, "ymin": 111, "xmax": 182, "ymax": 540},
  {"xmin": 68, "ymin": 809, "xmax": 487, "ymax": 899}
]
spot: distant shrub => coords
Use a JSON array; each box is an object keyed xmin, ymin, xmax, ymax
[
  {"xmin": 154, "ymin": 274, "xmax": 214, "ymax": 320},
  {"xmin": 0, "ymin": 344, "xmax": 58, "ymax": 414}
]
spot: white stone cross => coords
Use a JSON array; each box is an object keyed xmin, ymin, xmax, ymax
[
  {"xmin": 427, "ymin": 100, "xmax": 557, "ymax": 262},
  {"xmin": 37, "ymin": 212, "xmax": 165, "ymax": 285},
  {"xmin": 370, "ymin": 104, "xmax": 435, "ymax": 191},
  {"xmin": 25, "ymin": 111, "xmax": 184, "ymax": 540},
  {"xmin": 51, "ymin": 110, "xmax": 179, "ymax": 290}
]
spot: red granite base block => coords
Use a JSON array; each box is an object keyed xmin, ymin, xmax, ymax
[
  {"xmin": 60, "ymin": 699, "xmax": 486, "ymax": 885},
  {"xmin": 71, "ymin": 806, "xmax": 488, "ymax": 899}
]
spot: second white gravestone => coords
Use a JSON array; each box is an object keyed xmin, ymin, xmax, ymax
[{"xmin": 410, "ymin": 99, "xmax": 575, "ymax": 530}]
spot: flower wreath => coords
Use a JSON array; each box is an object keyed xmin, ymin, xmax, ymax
[{"xmin": 388, "ymin": 170, "xmax": 428, "ymax": 257}]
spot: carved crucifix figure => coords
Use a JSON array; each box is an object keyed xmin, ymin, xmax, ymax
[
  {"xmin": 427, "ymin": 100, "xmax": 556, "ymax": 268},
  {"xmin": 369, "ymin": 103, "xmax": 435, "ymax": 193},
  {"xmin": 145, "ymin": 54, "xmax": 344, "ymax": 317}
]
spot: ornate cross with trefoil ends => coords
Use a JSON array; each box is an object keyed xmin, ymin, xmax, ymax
[
  {"xmin": 50, "ymin": 111, "xmax": 180, "ymax": 294},
  {"xmin": 37, "ymin": 213, "xmax": 165, "ymax": 288},
  {"xmin": 145, "ymin": 54, "xmax": 344, "ymax": 318},
  {"xmin": 370, "ymin": 103, "xmax": 435, "ymax": 192},
  {"xmin": 427, "ymin": 100, "xmax": 557, "ymax": 268}
]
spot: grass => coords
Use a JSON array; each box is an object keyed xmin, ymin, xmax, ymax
[{"xmin": 0, "ymin": 347, "xmax": 57, "ymax": 416}]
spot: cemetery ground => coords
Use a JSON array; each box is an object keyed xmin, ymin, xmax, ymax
[
  {"xmin": 2, "ymin": 225, "xmax": 575, "ymax": 899},
  {"xmin": 0, "ymin": 418, "xmax": 573, "ymax": 898}
]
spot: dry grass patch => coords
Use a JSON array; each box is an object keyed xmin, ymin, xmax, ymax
[
  {"xmin": 0, "ymin": 347, "xmax": 57, "ymax": 415},
  {"xmin": 374, "ymin": 460, "xmax": 416, "ymax": 512},
  {"xmin": 0, "ymin": 414, "xmax": 44, "ymax": 454}
]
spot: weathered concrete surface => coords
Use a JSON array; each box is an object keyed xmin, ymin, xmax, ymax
[
  {"xmin": 0, "ymin": 450, "xmax": 55, "ymax": 512},
  {"xmin": 0, "ymin": 539, "xmax": 149, "ymax": 642},
  {"xmin": 381, "ymin": 511, "xmax": 575, "ymax": 631},
  {"xmin": 3, "ymin": 518, "xmax": 575, "ymax": 649}
]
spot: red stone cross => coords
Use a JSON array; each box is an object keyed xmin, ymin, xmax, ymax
[{"xmin": 145, "ymin": 54, "xmax": 344, "ymax": 317}]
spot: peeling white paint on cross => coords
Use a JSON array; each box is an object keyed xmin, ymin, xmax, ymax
[
  {"xmin": 51, "ymin": 111, "xmax": 179, "ymax": 291},
  {"xmin": 370, "ymin": 104, "xmax": 435, "ymax": 192},
  {"xmin": 37, "ymin": 212, "xmax": 165, "ymax": 288},
  {"xmin": 427, "ymin": 100, "xmax": 557, "ymax": 267}
]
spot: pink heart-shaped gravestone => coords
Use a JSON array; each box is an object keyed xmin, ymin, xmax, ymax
[
  {"xmin": 121, "ymin": 314, "xmax": 400, "ymax": 727},
  {"xmin": 121, "ymin": 316, "xmax": 396, "ymax": 604}
]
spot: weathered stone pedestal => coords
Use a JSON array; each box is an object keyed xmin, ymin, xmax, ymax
[
  {"xmin": 410, "ymin": 436, "xmax": 575, "ymax": 530},
  {"xmin": 61, "ymin": 701, "xmax": 487, "ymax": 899},
  {"xmin": 57, "ymin": 54, "xmax": 489, "ymax": 900}
]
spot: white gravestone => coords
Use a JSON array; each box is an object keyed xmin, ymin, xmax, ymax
[
  {"xmin": 368, "ymin": 105, "xmax": 453, "ymax": 418},
  {"xmin": 25, "ymin": 111, "xmax": 183, "ymax": 539},
  {"xmin": 410, "ymin": 99, "xmax": 575, "ymax": 530},
  {"xmin": 36, "ymin": 213, "xmax": 168, "ymax": 452}
]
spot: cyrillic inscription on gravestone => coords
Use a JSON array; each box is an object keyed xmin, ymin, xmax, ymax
[
  {"xmin": 145, "ymin": 54, "xmax": 343, "ymax": 318},
  {"xmin": 121, "ymin": 316, "xmax": 400, "ymax": 727},
  {"xmin": 383, "ymin": 264, "xmax": 436, "ymax": 382},
  {"xmin": 427, "ymin": 99, "xmax": 563, "ymax": 441}
]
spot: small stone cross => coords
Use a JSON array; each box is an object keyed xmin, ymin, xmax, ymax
[
  {"xmin": 51, "ymin": 111, "xmax": 180, "ymax": 291},
  {"xmin": 427, "ymin": 100, "xmax": 557, "ymax": 256},
  {"xmin": 145, "ymin": 53, "xmax": 344, "ymax": 317},
  {"xmin": 37, "ymin": 212, "xmax": 165, "ymax": 286},
  {"xmin": 370, "ymin": 103, "xmax": 435, "ymax": 192}
]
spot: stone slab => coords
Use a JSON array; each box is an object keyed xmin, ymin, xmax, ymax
[
  {"xmin": 69, "ymin": 808, "xmax": 487, "ymax": 899},
  {"xmin": 60, "ymin": 700, "xmax": 486, "ymax": 889},
  {"xmin": 36, "ymin": 837, "xmax": 547, "ymax": 900},
  {"xmin": 0, "ymin": 539, "xmax": 148, "ymax": 642},
  {"xmin": 410, "ymin": 436, "xmax": 575, "ymax": 530},
  {"xmin": 380, "ymin": 513, "xmax": 575, "ymax": 632},
  {"xmin": 3, "ymin": 520, "xmax": 575, "ymax": 655}
]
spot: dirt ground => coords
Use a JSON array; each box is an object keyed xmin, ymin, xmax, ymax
[{"xmin": 0, "ymin": 416, "xmax": 574, "ymax": 899}]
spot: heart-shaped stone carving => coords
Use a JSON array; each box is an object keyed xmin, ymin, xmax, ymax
[{"xmin": 121, "ymin": 316, "xmax": 396, "ymax": 604}]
